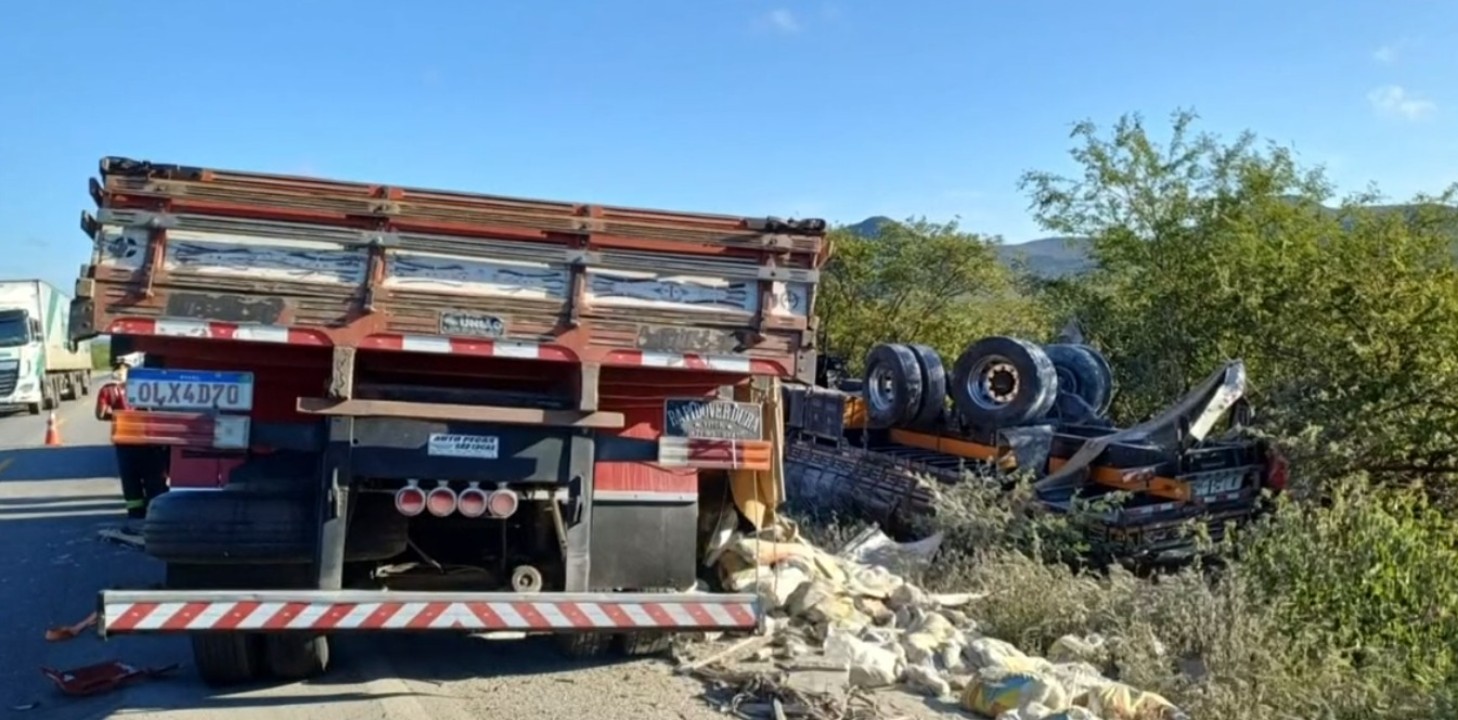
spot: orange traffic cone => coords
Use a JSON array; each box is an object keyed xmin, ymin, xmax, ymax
[{"xmin": 44, "ymin": 412, "xmax": 61, "ymax": 446}]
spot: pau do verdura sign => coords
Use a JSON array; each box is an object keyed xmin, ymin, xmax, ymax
[{"xmin": 663, "ymin": 399, "xmax": 763, "ymax": 440}]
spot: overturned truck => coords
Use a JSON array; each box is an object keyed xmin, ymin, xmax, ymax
[{"xmin": 783, "ymin": 337, "xmax": 1286, "ymax": 564}]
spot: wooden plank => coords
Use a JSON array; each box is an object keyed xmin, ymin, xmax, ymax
[{"xmin": 296, "ymin": 397, "xmax": 625, "ymax": 428}]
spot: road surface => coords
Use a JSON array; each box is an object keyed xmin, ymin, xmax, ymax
[{"xmin": 0, "ymin": 389, "xmax": 725, "ymax": 720}]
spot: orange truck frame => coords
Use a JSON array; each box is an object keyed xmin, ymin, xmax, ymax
[{"xmin": 70, "ymin": 157, "xmax": 826, "ymax": 685}]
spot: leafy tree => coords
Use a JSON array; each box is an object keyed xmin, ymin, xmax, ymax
[
  {"xmin": 816, "ymin": 217, "xmax": 1049, "ymax": 373},
  {"xmin": 1019, "ymin": 109, "xmax": 1458, "ymax": 483}
]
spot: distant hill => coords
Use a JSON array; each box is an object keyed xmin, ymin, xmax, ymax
[
  {"xmin": 844, "ymin": 202, "xmax": 1458, "ymax": 278},
  {"xmin": 843, "ymin": 216, "xmax": 1092, "ymax": 278}
]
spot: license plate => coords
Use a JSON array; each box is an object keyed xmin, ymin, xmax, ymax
[
  {"xmin": 1192, "ymin": 472, "xmax": 1244, "ymax": 497},
  {"xmin": 126, "ymin": 368, "xmax": 254, "ymax": 412}
]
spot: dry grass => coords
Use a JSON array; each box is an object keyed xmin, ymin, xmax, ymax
[{"xmin": 791, "ymin": 475, "xmax": 1458, "ymax": 720}]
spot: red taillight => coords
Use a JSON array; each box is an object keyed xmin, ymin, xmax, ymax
[
  {"xmin": 658, "ymin": 437, "xmax": 773, "ymax": 471},
  {"xmin": 457, "ymin": 483, "xmax": 489, "ymax": 518},
  {"xmin": 395, "ymin": 481, "xmax": 426, "ymax": 517},
  {"xmin": 112, "ymin": 410, "xmax": 249, "ymax": 450},
  {"xmin": 487, "ymin": 488, "xmax": 519, "ymax": 519},
  {"xmin": 426, "ymin": 482, "xmax": 457, "ymax": 517}
]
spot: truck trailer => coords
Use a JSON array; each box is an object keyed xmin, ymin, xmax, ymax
[
  {"xmin": 70, "ymin": 157, "xmax": 825, "ymax": 685},
  {"xmin": 0, "ymin": 279, "xmax": 93, "ymax": 414}
]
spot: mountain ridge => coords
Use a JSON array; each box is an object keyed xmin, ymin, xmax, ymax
[{"xmin": 844, "ymin": 215, "xmax": 1092, "ymax": 278}]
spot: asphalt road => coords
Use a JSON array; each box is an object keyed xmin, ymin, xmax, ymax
[{"xmin": 0, "ymin": 387, "xmax": 724, "ymax": 720}]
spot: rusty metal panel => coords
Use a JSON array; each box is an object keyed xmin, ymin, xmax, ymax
[{"xmin": 80, "ymin": 157, "xmax": 828, "ymax": 378}]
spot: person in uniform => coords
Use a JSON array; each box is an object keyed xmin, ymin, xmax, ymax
[{"xmin": 94, "ymin": 359, "xmax": 169, "ymax": 528}]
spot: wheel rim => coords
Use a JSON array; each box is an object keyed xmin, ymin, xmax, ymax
[
  {"xmin": 867, "ymin": 363, "xmax": 898, "ymax": 413},
  {"xmin": 966, "ymin": 355, "xmax": 1020, "ymax": 409}
]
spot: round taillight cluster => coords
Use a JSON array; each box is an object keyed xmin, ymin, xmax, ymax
[
  {"xmin": 394, "ymin": 481, "xmax": 426, "ymax": 517},
  {"xmin": 425, "ymin": 482, "xmax": 458, "ymax": 517},
  {"xmin": 457, "ymin": 483, "xmax": 489, "ymax": 518},
  {"xmin": 395, "ymin": 481, "xmax": 521, "ymax": 519}
]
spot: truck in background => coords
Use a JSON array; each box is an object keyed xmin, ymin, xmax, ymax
[
  {"xmin": 0, "ymin": 279, "xmax": 93, "ymax": 414},
  {"xmin": 70, "ymin": 157, "xmax": 824, "ymax": 685}
]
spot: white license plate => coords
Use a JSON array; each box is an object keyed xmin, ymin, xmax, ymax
[
  {"xmin": 126, "ymin": 368, "xmax": 254, "ymax": 412},
  {"xmin": 1193, "ymin": 472, "xmax": 1243, "ymax": 497},
  {"xmin": 427, "ymin": 433, "xmax": 499, "ymax": 459}
]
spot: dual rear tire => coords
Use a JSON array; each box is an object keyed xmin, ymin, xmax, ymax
[
  {"xmin": 166, "ymin": 564, "xmax": 329, "ymax": 687},
  {"xmin": 862, "ymin": 337, "xmax": 1115, "ymax": 430}
]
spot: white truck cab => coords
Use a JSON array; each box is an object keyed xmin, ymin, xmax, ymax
[{"xmin": 0, "ymin": 280, "xmax": 93, "ymax": 414}]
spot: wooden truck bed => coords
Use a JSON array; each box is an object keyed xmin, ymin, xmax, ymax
[{"xmin": 73, "ymin": 157, "xmax": 828, "ymax": 383}]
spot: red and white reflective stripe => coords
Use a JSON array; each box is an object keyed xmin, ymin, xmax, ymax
[
  {"xmin": 361, "ymin": 334, "xmax": 576, "ymax": 362},
  {"xmin": 658, "ymin": 437, "xmax": 773, "ymax": 471},
  {"xmin": 606, "ymin": 350, "xmax": 774, "ymax": 374},
  {"xmin": 100, "ymin": 591, "xmax": 760, "ymax": 635},
  {"xmin": 595, "ymin": 466, "xmax": 698, "ymax": 503},
  {"xmin": 107, "ymin": 319, "xmax": 328, "ymax": 346}
]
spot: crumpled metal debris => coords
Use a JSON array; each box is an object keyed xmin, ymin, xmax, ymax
[
  {"xmin": 700, "ymin": 523, "xmax": 1189, "ymax": 720},
  {"xmin": 44, "ymin": 612, "xmax": 97, "ymax": 642},
  {"xmin": 41, "ymin": 660, "xmax": 178, "ymax": 697}
]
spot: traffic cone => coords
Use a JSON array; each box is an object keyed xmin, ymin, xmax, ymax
[{"xmin": 44, "ymin": 412, "xmax": 61, "ymax": 446}]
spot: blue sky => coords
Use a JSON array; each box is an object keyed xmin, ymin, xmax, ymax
[{"xmin": 2, "ymin": 0, "xmax": 1455, "ymax": 292}]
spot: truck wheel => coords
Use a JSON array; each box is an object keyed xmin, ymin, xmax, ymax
[
  {"xmin": 192, "ymin": 634, "xmax": 264, "ymax": 687},
  {"xmin": 167, "ymin": 564, "xmax": 265, "ymax": 687},
  {"xmin": 618, "ymin": 632, "xmax": 674, "ymax": 656},
  {"xmin": 27, "ymin": 402, "xmax": 39, "ymax": 415},
  {"xmin": 906, "ymin": 344, "xmax": 948, "ymax": 429},
  {"xmin": 556, "ymin": 632, "xmax": 613, "ymax": 659},
  {"xmin": 41, "ymin": 381, "xmax": 57, "ymax": 411},
  {"xmin": 1044, "ymin": 343, "xmax": 1114, "ymax": 417},
  {"xmin": 950, "ymin": 336, "xmax": 1057, "ymax": 429},
  {"xmin": 80, "ymin": 371, "xmax": 91, "ymax": 396},
  {"xmin": 861, "ymin": 343, "xmax": 924, "ymax": 429},
  {"xmin": 264, "ymin": 634, "xmax": 330, "ymax": 680}
]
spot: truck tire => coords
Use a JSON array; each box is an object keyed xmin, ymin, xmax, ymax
[
  {"xmin": 619, "ymin": 632, "xmax": 674, "ymax": 656},
  {"xmin": 616, "ymin": 587, "xmax": 678, "ymax": 656},
  {"xmin": 27, "ymin": 402, "xmax": 39, "ymax": 415},
  {"xmin": 80, "ymin": 371, "xmax": 91, "ymax": 396},
  {"xmin": 1044, "ymin": 343, "xmax": 1114, "ymax": 417},
  {"xmin": 950, "ymin": 336, "xmax": 1057, "ymax": 429},
  {"xmin": 906, "ymin": 344, "xmax": 948, "ymax": 429},
  {"xmin": 557, "ymin": 632, "xmax": 614, "ymax": 659},
  {"xmin": 166, "ymin": 564, "xmax": 265, "ymax": 687},
  {"xmin": 145, "ymin": 490, "xmax": 409, "ymax": 565},
  {"xmin": 265, "ymin": 634, "xmax": 330, "ymax": 680},
  {"xmin": 192, "ymin": 635, "xmax": 263, "ymax": 687},
  {"xmin": 861, "ymin": 343, "xmax": 923, "ymax": 429}
]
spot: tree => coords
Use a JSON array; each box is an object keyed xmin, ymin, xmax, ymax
[
  {"xmin": 1019, "ymin": 109, "xmax": 1458, "ymax": 483},
  {"xmin": 817, "ymin": 218, "xmax": 1049, "ymax": 373}
]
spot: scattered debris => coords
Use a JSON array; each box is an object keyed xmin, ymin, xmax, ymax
[
  {"xmin": 41, "ymin": 660, "xmax": 178, "ymax": 697},
  {"xmin": 97, "ymin": 526, "xmax": 144, "ymax": 549},
  {"xmin": 44, "ymin": 612, "xmax": 97, "ymax": 642},
  {"xmin": 682, "ymin": 522, "xmax": 1190, "ymax": 720},
  {"xmin": 695, "ymin": 666, "xmax": 884, "ymax": 720}
]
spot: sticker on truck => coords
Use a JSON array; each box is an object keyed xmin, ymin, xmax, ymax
[
  {"xmin": 427, "ymin": 433, "xmax": 500, "ymax": 459},
  {"xmin": 126, "ymin": 369, "xmax": 254, "ymax": 412},
  {"xmin": 664, "ymin": 398, "xmax": 763, "ymax": 440}
]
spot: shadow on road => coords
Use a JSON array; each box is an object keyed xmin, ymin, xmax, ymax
[{"xmin": 0, "ymin": 445, "xmax": 116, "ymax": 482}]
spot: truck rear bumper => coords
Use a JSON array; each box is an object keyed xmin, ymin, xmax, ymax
[{"xmin": 98, "ymin": 589, "xmax": 761, "ymax": 637}]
